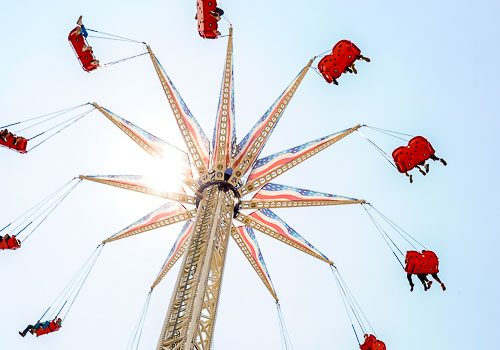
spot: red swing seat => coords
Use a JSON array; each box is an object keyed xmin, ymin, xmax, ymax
[
  {"xmin": 360, "ymin": 334, "xmax": 386, "ymax": 350},
  {"xmin": 196, "ymin": 0, "xmax": 220, "ymax": 39},
  {"xmin": 404, "ymin": 250, "xmax": 439, "ymax": 275},
  {"xmin": 0, "ymin": 132, "xmax": 28, "ymax": 153},
  {"xmin": 318, "ymin": 40, "xmax": 363, "ymax": 84},
  {"xmin": 392, "ymin": 136, "xmax": 435, "ymax": 174},
  {"xmin": 68, "ymin": 26, "xmax": 99, "ymax": 72},
  {"xmin": 0, "ymin": 236, "xmax": 21, "ymax": 250},
  {"xmin": 35, "ymin": 320, "xmax": 62, "ymax": 337}
]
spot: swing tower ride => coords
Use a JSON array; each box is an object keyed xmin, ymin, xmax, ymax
[{"xmin": 82, "ymin": 28, "xmax": 364, "ymax": 350}]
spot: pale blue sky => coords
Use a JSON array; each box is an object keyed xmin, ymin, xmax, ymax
[{"xmin": 1, "ymin": 0, "xmax": 499, "ymax": 349}]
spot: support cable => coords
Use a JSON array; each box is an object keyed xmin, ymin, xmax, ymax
[
  {"xmin": 27, "ymin": 110, "xmax": 95, "ymax": 151},
  {"xmin": 37, "ymin": 307, "xmax": 51, "ymax": 323},
  {"xmin": 29, "ymin": 107, "xmax": 94, "ymax": 140},
  {"xmin": 369, "ymin": 205, "xmax": 427, "ymax": 250},
  {"xmin": 330, "ymin": 265, "xmax": 361, "ymax": 344},
  {"xmin": 336, "ymin": 272, "xmax": 376, "ymax": 337},
  {"xmin": 61, "ymin": 244, "xmax": 104, "ymax": 321},
  {"xmin": 217, "ymin": 0, "xmax": 232, "ymax": 26},
  {"xmin": 311, "ymin": 66, "xmax": 327, "ymax": 79},
  {"xmin": 127, "ymin": 291, "xmax": 153, "ymax": 350},
  {"xmin": 86, "ymin": 28, "xmax": 143, "ymax": 44},
  {"xmin": 315, "ymin": 49, "xmax": 332, "ymax": 58},
  {"xmin": 88, "ymin": 35, "xmax": 139, "ymax": 43},
  {"xmin": 362, "ymin": 204, "xmax": 404, "ymax": 268},
  {"xmin": 1, "ymin": 178, "xmax": 76, "ymax": 234},
  {"xmin": 356, "ymin": 130, "xmax": 397, "ymax": 169},
  {"xmin": 0, "ymin": 104, "xmax": 89, "ymax": 130},
  {"xmin": 101, "ymin": 52, "xmax": 149, "ymax": 68},
  {"xmin": 47, "ymin": 252, "xmax": 92, "ymax": 319},
  {"xmin": 16, "ymin": 105, "xmax": 91, "ymax": 134},
  {"xmin": 364, "ymin": 125, "xmax": 414, "ymax": 139},
  {"xmin": 37, "ymin": 244, "xmax": 103, "ymax": 323},
  {"xmin": 22, "ymin": 179, "xmax": 82, "ymax": 242},
  {"xmin": 333, "ymin": 267, "xmax": 366, "ymax": 335},
  {"xmin": 276, "ymin": 302, "xmax": 294, "ymax": 350}
]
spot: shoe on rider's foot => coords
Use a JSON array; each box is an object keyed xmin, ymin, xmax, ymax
[
  {"xmin": 427, "ymin": 281, "xmax": 433, "ymax": 289},
  {"xmin": 410, "ymin": 285, "xmax": 414, "ymax": 292},
  {"xmin": 440, "ymin": 158, "xmax": 447, "ymax": 166},
  {"xmin": 19, "ymin": 331, "xmax": 25, "ymax": 337},
  {"xmin": 441, "ymin": 283, "xmax": 446, "ymax": 291},
  {"xmin": 77, "ymin": 15, "xmax": 83, "ymax": 26}
]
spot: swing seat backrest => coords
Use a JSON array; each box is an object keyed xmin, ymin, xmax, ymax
[
  {"xmin": 420, "ymin": 250, "xmax": 439, "ymax": 274},
  {"xmin": 68, "ymin": 26, "xmax": 99, "ymax": 72},
  {"xmin": 371, "ymin": 340, "xmax": 386, "ymax": 350},
  {"xmin": 404, "ymin": 250, "xmax": 420, "ymax": 273},
  {"xmin": 392, "ymin": 146, "xmax": 409, "ymax": 173},
  {"xmin": 331, "ymin": 40, "xmax": 361, "ymax": 75},
  {"xmin": 318, "ymin": 55, "xmax": 337, "ymax": 83},
  {"xmin": 196, "ymin": 0, "xmax": 219, "ymax": 39},
  {"xmin": 407, "ymin": 136, "xmax": 435, "ymax": 165}
]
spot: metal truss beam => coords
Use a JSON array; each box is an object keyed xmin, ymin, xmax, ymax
[
  {"xmin": 103, "ymin": 209, "xmax": 197, "ymax": 244},
  {"xmin": 240, "ymin": 199, "xmax": 365, "ymax": 210},
  {"xmin": 79, "ymin": 175, "xmax": 196, "ymax": 205},
  {"xmin": 234, "ymin": 213, "xmax": 333, "ymax": 264},
  {"xmin": 239, "ymin": 125, "xmax": 362, "ymax": 196},
  {"xmin": 157, "ymin": 185, "xmax": 234, "ymax": 350}
]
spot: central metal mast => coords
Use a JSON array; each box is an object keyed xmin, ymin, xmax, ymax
[{"xmin": 156, "ymin": 185, "xmax": 234, "ymax": 350}]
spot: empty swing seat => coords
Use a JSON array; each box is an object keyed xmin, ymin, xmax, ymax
[
  {"xmin": 404, "ymin": 250, "xmax": 439, "ymax": 275},
  {"xmin": 392, "ymin": 136, "xmax": 435, "ymax": 173}
]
